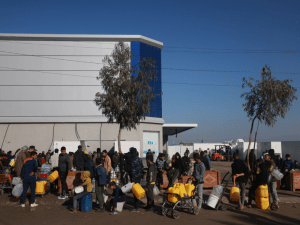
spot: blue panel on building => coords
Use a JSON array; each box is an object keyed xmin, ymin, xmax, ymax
[{"xmin": 131, "ymin": 42, "xmax": 162, "ymax": 118}]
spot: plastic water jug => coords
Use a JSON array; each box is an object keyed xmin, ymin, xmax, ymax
[
  {"xmin": 132, "ymin": 183, "xmax": 145, "ymax": 199},
  {"xmin": 111, "ymin": 168, "xmax": 116, "ymax": 179},
  {"xmin": 48, "ymin": 171, "xmax": 59, "ymax": 183},
  {"xmin": 168, "ymin": 187, "xmax": 180, "ymax": 203},
  {"xmin": 230, "ymin": 187, "xmax": 240, "ymax": 202},
  {"xmin": 36, "ymin": 181, "xmax": 47, "ymax": 193},
  {"xmin": 12, "ymin": 183, "xmax": 23, "ymax": 197},
  {"xmin": 255, "ymin": 185, "xmax": 269, "ymax": 210},
  {"xmin": 211, "ymin": 185, "xmax": 223, "ymax": 198},
  {"xmin": 121, "ymin": 183, "xmax": 133, "ymax": 193},
  {"xmin": 174, "ymin": 183, "xmax": 187, "ymax": 198},
  {"xmin": 185, "ymin": 184, "xmax": 195, "ymax": 197},
  {"xmin": 115, "ymin": 165, "xmax": 120, "ymax": 173},
  {"xmin": 271, "ymin": 169, "xmax": 283, "ymax": 180}
]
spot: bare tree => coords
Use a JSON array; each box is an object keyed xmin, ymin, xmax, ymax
[
  {"xmin": 241, "ymin": 65, "xmax": 297, "ymax": 169},
  {"xmin": 94, "ymin": 41, "xmax": 158, "ymax": 183}
]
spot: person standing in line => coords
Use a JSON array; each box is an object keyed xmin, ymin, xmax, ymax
[
  {"xmin": 280, "ymin": 154, "xmax": 294, "ymax": 189},
  {"xmin": 73, "ymin": 145, "xmax": 87, "ymax": 171},
  {"xmin": 129, "ymin": 147, "xmax": 144, "ymax": 212},
  {"xmin": 93, "ymin": 148, "xmax": 101, "ymax": 165},
  {"xmin": 182, "ymin": 152, "xmax": 191, "ymax": 176},
  {"xmin": 49, "ymin": 149, "xmax": 59, "ymax": 170},
  {"xmin": 204, "ymin": 150, "xmax": 211, "ymax": 170},
  {"xmin": 94, "ymin": 157, "xmax": 106, "ymax": 213},
  {"xmin": 156, "ymin": 153, "xmax": 167, "ymax": 190},
  {"xmin": 57, "ymin": 147, "xmax": 71, "ymax": 200},
  {"xmin": 20, "ymin": 151, "xmax": 38, "ymax": 208},
  {"xmin": 15, "ymin": 146, "xmax": 28, "ymax": 177},
  {"xmin": 231, "ymin": 153, "xmax": 247, "ymax": 210},
  {"xmin": 102, "ymin": 150, "xmax": 112, "ymax": 189},
  {"xmin": 264, "ymin": 154, "xmax": 278, "ymax": 207},
  {"xmin": 191, "ymin": 153, "xmax": 206, "ymax": 210},
  {"xmin": 84, "ymin": 155, "xmax": 95, "ymax": 178},
  {"xmin": 144, "ymin": 155, "xmax": 157, "ymax": 212}
]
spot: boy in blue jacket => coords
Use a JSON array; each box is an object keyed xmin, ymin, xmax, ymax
[
  {"xmin": 281, "ymin": 154, "xmax": 294, "ymax": 189},
  {"xmin": 95, "ymin": 157, "xmax": 106, "ymax": 213},
  {"xmin": 108, "ymin": 181, "xmax": 126, "ymax": 215},
  {"xmin": 20, "ymin": 151, "xmax": 38, "ymax": 208}
]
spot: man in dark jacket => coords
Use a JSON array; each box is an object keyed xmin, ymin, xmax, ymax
[
  {"xmin": 231, "ymin": 153, "xmax": 247, "ymax": 209},
  {"xmin": 247, "ymin": 159, "xmax": 269, "ymax": 208},
  {"xmin": 281, "ymin": 154, "xmax": 294, "ymax": 188},
  {"xmin": 192, "ymin": 153, "xmax": 206, "ymax": 210},
  {"xmin": 93, "ymin": 148, "xmax": 101, "ymax": 165},
  {"xmin": 200, "ymin": 151, "xmax": 210, "ymax": 170},
  {"xmin": 276, "ymin": 155, "xmax": 283, "ymax": 169},
  {"xmin": 20, "ymin": 151, "xmax": 38, "ymax": 208},
  {"xmin": 58, "ymin": 147, "xmax": 71, "ymax": 200},
  {"xmin": 129, "ymin": 147, "xmax": 144, "ymax": 212},
  {"xmin": 95, "ymin": 157, "xmax": 106, "ymax": 213},
  {"xmin": 156, "ymin": 153, "xmax": 167, "ymax": 189},
  {"xmin": 84, "ymin": 155, "xmax": 95, "ymax": 178},
  {"xmin": 144, "ymin": 155, "xmax": 157, "ymax": 212},
  {"xmin": 112, "ymin": 151, "xmax": 120, "ymax": 169},
  {"xmin": 73, "ymin": 145, "xmax": 87, "ymax": 171},
  {"xmin": 182, "ymin": 152, "xmax": 191, "ymax": 175},
  {"xmin": 108, "ymin": 181, "xmax": 126, "ymax": 215}
]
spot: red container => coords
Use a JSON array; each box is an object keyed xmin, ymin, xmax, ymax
[{"xmin": 40, "ymin": 174, "xmax": 48, "ymax": 179}]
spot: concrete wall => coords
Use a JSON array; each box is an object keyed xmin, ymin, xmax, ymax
[
  {"xmin": 0, "ymin": 122, "xmax": 163, "ymax": 157},
  {"xmin": 168, "ymin": 145, "xmax": 194, "ymax": 157},
  {"xmin": 193, "ymin": 143, "xmax": 223, "ymax": 154}
]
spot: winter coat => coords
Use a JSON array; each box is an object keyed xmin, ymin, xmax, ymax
[
  {"xmin": 182, "ymin": 156, "xmax": 191, "ymax": 170},
  {"xmin": 95, "ymin": 165, "xmax": 107, "ymax": 185},
  {"xmin": 21, "ymin": 159, "xmax": 38, "ymax": 180},
  {"xmin": 81, "ymin": 171, "xmax": 92, "ymax": 193},
  {"xmin": 192, "ymin": 161, "xmax": 206, "ymax": 184},
  {"xmin": 231, "ymin": 159, "xmax": 247, "ymax": 183},
  {"xmin": 15, "ymin": 151, "xmax": 27, "ymax": 177},
  {"xmin": 84, "ymin": 160, "xmax": 95, "ymax": 178},
  {"xmin": 146, "ymin": 163, "xmax": 157, "ymax": 184},
  {"xmin": 130, "ymin": 155, "xmax": 144, "ymax": 182},
  {"xmin": 73, "ymin": 150, "xmax": 87, "ymax": 168}
]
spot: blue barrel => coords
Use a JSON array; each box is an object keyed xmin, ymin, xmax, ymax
[{"xmin": 81, "ymin": 194, "xmax": 92, "ymax": 212}]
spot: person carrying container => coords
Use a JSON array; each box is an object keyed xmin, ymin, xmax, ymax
[
  {"xmin": 58, "ymin": 147, "xmax": 71, "ymax": 200},
  {"xmin": 70, "ymin": 171, "xmax": 92, "ymax": 213},
  {"xmin": 191, "ymin": 153, "xmax": 206, "ymax": 210},
  {"xmin": 108, "ymin": 181, "xmax": 126, "ymax": 215},
  {"xmin": 144, "ymin": 155, "xmax": 157, "ymax": 212},
  {"xmin": 94, "ymin": 157, "xmax": 106, "ymax": 213},
  {"xmin": 129, "ymin": 147, "xmax": 144, "ymax": 212},
  {"xmin": 231, "ymin": 153, "xmax": 247, "ymax": 210},
  {"xmin": 246, "ymin": 159, "xmax": 269, "ymax": 208},
  {"xmin": 20, "ymin": 151, "xmax": 38, "ymax": 208},
  {"xmin": 264, "ymin": 154, "xmax": 278, "ymax": 207}
]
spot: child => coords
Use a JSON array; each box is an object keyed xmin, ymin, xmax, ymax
[
  {"xmin": 95, "ymin": 157, "xmax": 106, "ymax": 213},
  {"xmin": 108, "ymin": 181, "xmax": 126, "ymax": 215},
  {"xmin": 70, "ymin": 171, "xmax": 92, "ymax": 213}
]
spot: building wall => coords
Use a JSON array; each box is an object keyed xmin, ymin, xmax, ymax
[
  {"xmin": 282, "ymin": 141, "xmax": 300, "ymax": 162},
  {"xmin": 0, "ymin": 122, "xmax": 163, "ymax": 157}
]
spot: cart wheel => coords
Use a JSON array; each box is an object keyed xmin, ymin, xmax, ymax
[
  {"xmin": 219, "ymin": 204, "xmax": 227, "ymax": 211},
  {"xmin": 216, "ymin": 157, "xmax": 220, "ymax": 162},
  {"xmin": 193, "ymin": 207, "xmax": 200, "ymax": 215},
  {"xmin": 162, "ymin": 208, "xmax": 168, "ymax": 216},
  {"xmin": 172, "ymin": 210, "xmax": 180, "ymax": 219},
  {"xmin": 271, "ymin": 203, "xmax": 278, "ymax": 211}
]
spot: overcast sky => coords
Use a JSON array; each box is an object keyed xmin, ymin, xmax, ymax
[{"xmin": 1, "ymin": 0, "xmax": 299, "ymax": 144}]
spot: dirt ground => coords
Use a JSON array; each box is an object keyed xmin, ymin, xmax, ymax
[{"xmin": 1, "ymin": 161, "xmax": 300, "ymax": 225}]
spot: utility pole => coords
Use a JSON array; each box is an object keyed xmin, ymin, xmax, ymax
[{"xmin": 180, "ymin": 134, "xmax": 181, "ymax": 144}]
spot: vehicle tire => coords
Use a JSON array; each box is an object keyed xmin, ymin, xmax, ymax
[
  {"xmin": 162, "ymin": 207, "xmax": 168, "ymax": 216},
  {"xmin": 172, "ymin": 210, "xmax": 180, "ymax": 219},
  {"xmin": 216, "ymin": 157, "xmax": 221, "ymax": 162}
]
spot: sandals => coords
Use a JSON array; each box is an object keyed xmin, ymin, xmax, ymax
[
  {"xmin": 70, "ymin": 209, "xmax": 78, "ymax": 213},
  {"xmin": 246, "ymin": 205, "xmax": 252, "ymax": 208},
  {"xmin": 237, "ymin": 205, "xmax": 245, "ymax": 210}
]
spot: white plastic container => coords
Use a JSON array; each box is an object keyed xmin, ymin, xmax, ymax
[
  {"xmin": 104, "ymin": 194, "xmax": 108, "ymax": 203},
  {"xmin": 12, "ymin": 177, "xmax": 22, "ymax": 185},
  {"xmin": 207, "ymin": 194, "xmax": 219, "ymax": 209},
  {"xmin": 211, "ymin": 185, "xmax": 223, "ymax": 198},
  {"xmin": 121, "ymin": 183, "xmax": 133, "ymax": 193},
  {"xmin": 153, "ymin": 186, "xmax": 160, "ymax": 195},
  {"xmin": 12, "ymin": 183, "xmax": 23, "ymax": 197},
  {"xmin": 271, "ymin": 169, "xmax": 283, "ymax": 180},
  {"xmin": 75, "ymin": 186, "xmax": 84, "ymax": 194},
  {"xmin": 116, "ymin": 202, "xmax": 125, "ymax": 212}
]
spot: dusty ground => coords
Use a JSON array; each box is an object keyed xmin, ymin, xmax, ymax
[{"xmin": 1, "ymin": 161, "xmax": 300, "ymax": 225}]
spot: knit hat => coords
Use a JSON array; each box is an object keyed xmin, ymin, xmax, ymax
[{"xmin": 21, "ymin": 145, "xmax": 29, "ymax": 151}]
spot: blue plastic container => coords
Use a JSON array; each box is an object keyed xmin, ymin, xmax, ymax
[{"xmin": 81, "ymin": 194, "xmax": 92, "ymax": 212}]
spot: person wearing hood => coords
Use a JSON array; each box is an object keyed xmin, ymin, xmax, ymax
[
  {"xmin": 231, "ymin": 153, "xmax": 247, "ymax": 210},
  {"xmin": 129, "ymin": 147, "xmax": 144, "ymax": 212},
  {"xmin": 15, "ymin": 146, "xmax": 28, "ymax": 177},
  {"xmin": 84, "ymin": 155, "xmax": 95, "ymax": 178},
  {"xmin": 182, "ymin": 152, "xmax": 191, "ymax": 175},
  {"xmin": 70, "ymin": 170, "xmax": 92, "ymax": 213},
  {"xmin": 57, "ymin": 147, "xmax": 71, "ymax": 200},
  {"xmin": 167, "ymin": 153, "xmax": 184, "ymax": 188}
]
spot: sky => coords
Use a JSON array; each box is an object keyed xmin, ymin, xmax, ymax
[{"xmin": 0, "ymin": 0, "xmax": 299, "ymax": 144}]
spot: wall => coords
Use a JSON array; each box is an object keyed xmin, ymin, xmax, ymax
[
  {"xmin": 168, "ymin": 145, "xmax": 194, "ymax": 157},
  {"xmin": 282, "ymin": 141, "xmax": 300, "ymax": 162},
  {"xmin": 0, "ymin": 122, "xmax": 163, "ymax": 157},
  {"xmin": 193, "ymin": 143, "xmax": 223, "ymax": 155}
]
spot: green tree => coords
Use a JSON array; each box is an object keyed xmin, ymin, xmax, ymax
[
  {"xmin": 241, "ymin": 65, "xmax": 297, "ymax": 169},
  {"xmin": 94, "ymin": 41, "xmax": 158, "ymax": 183}
]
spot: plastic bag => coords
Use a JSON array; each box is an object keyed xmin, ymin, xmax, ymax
[
  {"xmin": 153, "ymin": 186, "xmax": 160, "ymax": 195},
  {"xmin": 12, "ymin": 183, "xmax": 23, "ymax": 197},
  {"xmin": 12, "ymin": 177, "xmax": 22, "ymax": 185}
]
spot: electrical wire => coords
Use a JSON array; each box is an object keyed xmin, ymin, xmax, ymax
[
  {"xmin": 1, "ymin": 124, "xmax": 10, "ymax": 149},
  {"xmin": 48, "ymin": 124, "xmax": 55, "ymax": 151}
]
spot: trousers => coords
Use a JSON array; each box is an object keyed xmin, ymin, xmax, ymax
[
  {"xmin": 236, "ymin": 182, "xmax": 246, "ymax": 206},
  {"xmin": 146, "ymin": 184, "xmax": 155, "ymax": 208},
  {"xmin": 21, "ymin": 176, "xmax": 36, "ymax": 204},
  {"xmin": 95, "ymin": 182, "xmax": 105, "ymax": 209},
  {"xmin": 59, "ymin": 171, "xmax": 68, "ymax": 195}
]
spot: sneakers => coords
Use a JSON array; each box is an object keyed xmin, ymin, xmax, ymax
[
  {"xmin": 65, "ymin": 194, "xmax": 70, "ymax": 199},
  {"xmin": 110, "ymin": 210, "xmax": 118, "ymax": 215},
  {"xmin": 20, "ymin": 204, "xmax": 25, "ymax": 208},
  {"xmin": 58, "ymin": 195, "xmax": 66, "ymax": 200},
  {"xmin": 30, "ymin": 203, "xmax": 38, "ymax": 208}
]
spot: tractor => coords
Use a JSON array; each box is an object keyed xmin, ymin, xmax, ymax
[{"xmin": 211, "ymin": 145, "xmax": 233, "ymax": 161}]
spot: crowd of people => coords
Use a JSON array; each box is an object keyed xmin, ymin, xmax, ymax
[{"xmin": 0, "ymin": 145, "xmax": 299, "ymax": 214}]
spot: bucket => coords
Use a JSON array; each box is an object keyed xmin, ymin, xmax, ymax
[
  {"xmin": 116, "ymin": 202, "xmax": 125, "ymax": 212},
  {"xmin": 121, "ymin": 183, "xmax": 133, "ymax": 193},
  {"xmin": 207, "ymin": 194, "xmax": 219, "ymax": 209},
  {"xmin": 75, "ymin": 186, "xmax": 84, "ymax": 194}
]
